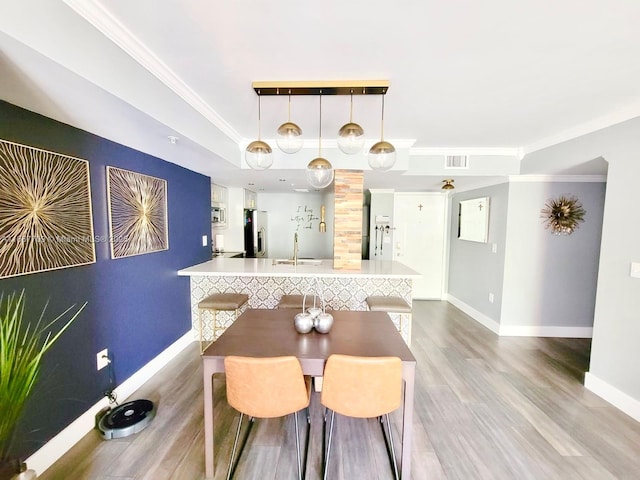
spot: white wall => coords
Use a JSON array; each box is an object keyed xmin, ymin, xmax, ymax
[{"xmin": 258, "ymin": 191, "xmax": 334, "ymax": 259}]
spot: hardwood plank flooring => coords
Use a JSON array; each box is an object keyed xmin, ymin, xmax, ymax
[{"xmin": 39, "ymin": 301, "xmax": 640, "ymax": 479}]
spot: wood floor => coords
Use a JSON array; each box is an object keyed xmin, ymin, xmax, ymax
[{"xmin": 39, "ymin": 301, "xmax": 640, "ymax": 479}]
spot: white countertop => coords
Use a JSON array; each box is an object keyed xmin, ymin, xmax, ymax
[{"xmin": 178, "ymin": 258, "xmax": 420, "ymax": 279}]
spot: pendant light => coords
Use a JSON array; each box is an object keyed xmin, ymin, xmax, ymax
[
  {"xmin": 368, "ymin": 94, "xmax": 396, "ymax": 171},
  {"xmin": 306, "ymin": 92, "xmax": 334, "ymax": 189},
  {"xmin": 337, "ymin": 91, "xmax": 365, "ymax": 154},
  {"xmin": 276, "ymin": 92, "xmax": 303, "ymax": 154},
  {"xmin": 245, "ymin": 91, "xmax": 273, "ymax": 170}
]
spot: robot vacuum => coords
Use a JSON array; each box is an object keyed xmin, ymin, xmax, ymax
[{"xmin": 97, "ymin": 399, "xmax": 156, "ymax": 440}]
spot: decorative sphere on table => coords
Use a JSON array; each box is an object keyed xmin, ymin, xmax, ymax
[
  {"xmin": 294, "ymin": 312, "xmax": 314, "ymax": 334},
  {"xmin": 314, "ymin": 312, "xmax": 334, "ymax": 333}
]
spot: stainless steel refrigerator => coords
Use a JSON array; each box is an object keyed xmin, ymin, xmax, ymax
[{"xmin": 244, "ymin": 209, "xmax": 268, "ymax": 257}]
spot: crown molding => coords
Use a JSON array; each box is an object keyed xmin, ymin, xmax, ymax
[
  {"xmin": 522, "ymin": 103, "xmax": 640, "ymax": 156},
  {"xmin": 508, "ymin": 174, "xmax": 607, "ymax": 183},
  {"xmin": 62, "ymin": 0, "xmax": 242, "ymax": 144},
  {"xmin": 410, "ymin": 147, "xmax": 523, "ymax": 158}
]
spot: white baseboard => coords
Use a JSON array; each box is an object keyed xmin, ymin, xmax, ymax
[
  {"xmin": 445, "ymin": 295, "xmax": 593, "ymax": 338},
  {"xmin": 446, "ymin": 295, "xmax": 500, "ymax": 335},
  {"xmin": 585, "ymin": 372, "xmax": 640, "ymax": 423},
  {"xmin": 26, "ymin": 331, "xmax": 194, "ymax": 476}
]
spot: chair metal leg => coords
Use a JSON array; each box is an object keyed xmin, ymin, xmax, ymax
[
  {"xmin": 294, "ymin": 411, "xmax": 302, "ymax": 480},
  {"xmin": 323, "ymin": 410, "xmax": 335, "ymax": 480},
  {"xmin": 226, "ymin": 413, "xmax": 255, "ymax": 480},
  {"xmin": 381, "ymin": 413, "xmax": 399, "ymax": 480}
]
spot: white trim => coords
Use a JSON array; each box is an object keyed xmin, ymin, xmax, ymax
[
  {"xmin": 508, "ymin": 174, "xmax": 607, "ymax": 183},
  {"xmin": 446, "ymin": 295, "xmax": 500, "ymax": 335},
  {"xmin": 498, "ymin": 325, "xmax": 593, "ymax": 338},
  {"xmin": 584, "ymin": 372, "xmax": 640, "ymax": 423},
  {"xmin": 410, "ymin": 147, "xmax": 522, "ymax": 157},
  {"xmin": 62, "ymin": 0, "xmax": 242, "ymax": 144},
  {"xmin": 522, "ymin": 103, "xmax": 640, "ymax": 156},
  {"xmin": 446, "ymin": 296, "xmax": 593, "ymax": 338},
  {"xmin": 25, "ymin": 331, "xmax": 194, "ymax": 476}
]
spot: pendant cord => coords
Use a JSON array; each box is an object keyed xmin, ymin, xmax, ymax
[
  {"xmin": 318, "ymin": 91, "xmax": 323, "ymax": 157},
  {"xmin": 380, "ymin": 94, "xmax": 385, "ymax": 141},
  {"xmin": 288, "ymin": 91, "xmax": 292, "ymax": 122},
  {"xmin": 257, "ymin": 90, "xmax": 262, "ymax": 140},
  {"xmin": 349, "ymin": 91, "xmax": 354, "ymax": 123}
]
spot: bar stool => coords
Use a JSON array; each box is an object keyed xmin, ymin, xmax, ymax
[
  {"xmin": 277, "ymin": 294, "xmax": 318, "ymax": 310},
  {"xmin": 365, "ymin": 296, "xmax": 411, "ymax": 337},
  {"xmin": 197, "ymin": 293, "xmax": 248, "ymax": 354}
]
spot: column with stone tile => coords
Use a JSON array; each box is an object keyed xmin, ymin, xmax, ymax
[{"xmin": 333, "ymin": 169, "xmax": 363, "ymax": 270}]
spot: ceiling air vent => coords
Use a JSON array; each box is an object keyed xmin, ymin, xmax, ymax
[{"xmin": 445, "ymin": 155, "xmax": 469, "ymax": 169}]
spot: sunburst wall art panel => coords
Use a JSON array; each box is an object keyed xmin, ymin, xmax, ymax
[
  {"xmin": 107, "ymin": 166, "xmax": 168, "ymax": 259},
  {"xmin": 0, "ymin": 139, "xmax": 96, "ymax": 279}
]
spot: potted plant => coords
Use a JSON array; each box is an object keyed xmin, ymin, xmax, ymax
[{"xmin": 0, "ymin": 291, "xmax": 86, "ymax": 480}]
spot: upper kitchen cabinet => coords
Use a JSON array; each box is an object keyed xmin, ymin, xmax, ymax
[
  {"xmin": 212, "ymin": 183, "xmax": 228, "ymax": 204},
  {"xmin": 244, "ymin": 189, "xmax": 257, "ymax": 209}
]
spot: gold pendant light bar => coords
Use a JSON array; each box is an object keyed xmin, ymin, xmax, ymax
[{"xmin": 252, "ymin": 80, "xmax": 389, "ymax": 96}]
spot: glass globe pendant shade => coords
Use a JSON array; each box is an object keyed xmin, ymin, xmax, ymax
[
  {"xmin": 245, "ymin": 140, "xmax": 273, "ymax": 170},
  {"xmin": 276, "ymin": 121, "xmax": 304, "ymax": 154},
  {"xmin": 306, "ymin": 157, "xmax": 334, "ymax": 189},
  {"xmin": 337, "ymin": 122, "xmax": 365, "ymax": 154},
  {"xmin": 368, "ymin": 140, "xmax": 396, "ymax": 171}
]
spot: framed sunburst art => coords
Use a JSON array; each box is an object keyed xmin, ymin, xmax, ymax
[
  {"xmin": 0, "ymin": 139, "xmax": 96, "ymax": 279},
  {"xmin": 106, "ymin": 166, "xmax": 168, "ymax": 259}
]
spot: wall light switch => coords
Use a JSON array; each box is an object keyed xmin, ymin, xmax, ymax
[
  {"xmin": 488, "ymin": 293, "xmax": 494, "ymax": 303},
  {"xmin": 631, "ymin": 262, "xmax": 640, "ymax": 278},
  {"xmin": 202, "ymin": 235, "xmax": 208, "ymax": 247},
  {"xmin": 491, "ymin": 243, "xmax": 498, "ymax": 254}
]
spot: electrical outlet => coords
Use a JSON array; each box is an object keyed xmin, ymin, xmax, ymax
[
  {"xmin": 202, "ymin": 235, "xmax": 208, "ymax": 247},
  {"xmin": 97, "ymin": 348, "xmax": 110, "ymax": 371},
  {"xmin": 488, "ymin": 293, "xmax": 494, "ymax": 303}
]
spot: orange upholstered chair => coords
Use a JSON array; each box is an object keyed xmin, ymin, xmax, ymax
[
  {"xmin": 224, "ymin": 356, "xmax": 312, "ymax": 480},
  {"xmin": 320, "ymin": 354, "xmax": 402, "ymax": 480}
]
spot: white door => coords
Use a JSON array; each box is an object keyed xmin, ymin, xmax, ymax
[{"xmin": 393, "ymin": 193, "xmax": 447, "ymax": 299}]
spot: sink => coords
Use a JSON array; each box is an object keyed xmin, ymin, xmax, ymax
[{"xmin": 272, "ymin": 259, "xmax": 322, "ymax": 266}]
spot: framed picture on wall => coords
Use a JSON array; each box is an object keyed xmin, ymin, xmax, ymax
[
  {"xmin": 0, "ymin": 139, "xmax": 96, "ymax": 279},
  {"xmin": 458, "ymin": 197, "xmax": 490, "ymax": 243},
  {"xmin": 106, "ymin": 166, "xmax": 168, "ymax": 258}
]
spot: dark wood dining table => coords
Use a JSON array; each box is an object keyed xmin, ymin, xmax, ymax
[{"xmin": 202, "ymin": 308, "xmax": 417, "ymax": 479}]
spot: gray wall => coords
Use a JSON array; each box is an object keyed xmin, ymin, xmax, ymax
[
  {"xmin": 448, "ymin": 183, "xmax": 509, "ymax": 321},
  {"xmin": 501, "ymin": 181, "xmax": 606, "ymax": 328},
  {"xmin": 523, "ymin": 115, "xmax": 640, "ymax": 406},
  {"xmin": 258, "ymin": 192, "xmax": 334, "ymax": 259}
]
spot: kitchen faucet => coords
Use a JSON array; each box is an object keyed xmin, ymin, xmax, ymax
[{"xmin": 293, "ymin": 232, "xmax": 299, "ymax": 266}]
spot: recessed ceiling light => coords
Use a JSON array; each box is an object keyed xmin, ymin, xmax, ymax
[{"xmin": 168, "ymin": 136, "xmax": 179, "ymax": 144}]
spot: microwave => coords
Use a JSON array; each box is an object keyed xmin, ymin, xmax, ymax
[{"xmin": 211, "ymin": 203, "xmax": 227, "ymax": 227}]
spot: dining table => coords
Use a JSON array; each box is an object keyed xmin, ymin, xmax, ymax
[{"xmin": 202, "ymin": 308, "xmax": 417, "ymax": 479}]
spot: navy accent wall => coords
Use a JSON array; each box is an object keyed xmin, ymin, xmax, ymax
[{"xmin": 0, "ymin": 100, "xmax": 211, "ymax": 459}]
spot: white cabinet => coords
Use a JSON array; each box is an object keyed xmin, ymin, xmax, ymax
[
  {"xmin": 212, "ymin": 183, "xmax": 227, "ymax": 203},
  {"xmin": 244, "ymin": 189, "xmax": 257, "ymax": 209}
]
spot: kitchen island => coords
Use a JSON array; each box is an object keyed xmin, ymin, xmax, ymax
[{"xmin": 178, "ymin": 258, "xmax": 419, "ymax": 344}]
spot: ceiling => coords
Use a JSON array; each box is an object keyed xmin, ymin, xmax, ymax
[{"xmin": 2, "ymin": 0, "xmax": 639, "ymax": 193}]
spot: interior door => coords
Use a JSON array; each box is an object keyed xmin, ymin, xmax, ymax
[{"xmin": 393, "ymin": 193, "xmax": 446, "ymax": 299}]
